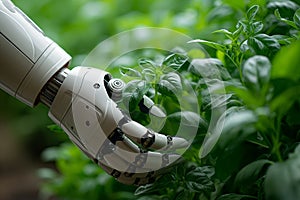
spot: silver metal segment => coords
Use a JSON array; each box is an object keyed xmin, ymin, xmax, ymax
[
  {"xmin": 40, "ymin": 67, "xmax": 70, "ymax": 107},
  {"xmin": 107, "ymin": 78, "xmax": 125, "ymax": 102}
]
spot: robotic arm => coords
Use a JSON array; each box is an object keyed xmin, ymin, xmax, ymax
[{"xmin": 0, "ymin": 0, "xmax": 188, "ymax": 185}]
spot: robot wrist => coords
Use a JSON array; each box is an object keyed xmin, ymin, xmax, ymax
[{"xmin": 40, "ymin": 67, "xmax": 70, "ymax": 107}]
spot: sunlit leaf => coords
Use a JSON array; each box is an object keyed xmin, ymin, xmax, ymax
[
  {"xmin": 272, "ymin": 40, "xmax": 300, "ymax": 81},
  {"xmin": 189, "ymin": 58, "xmax": 230, "ymax": 80},
  {"xmin": 120, "ymin": 66, "xmax": 142, "ymax": 77},
  {"xmin": 252, "ymin": 21, "xmax": 264, "ymax": 34},
  {"xmin": 232, "ymin": 25, "xmax": 243, "ymax": 40},
  {"xmin": 213, "ymin": 29, "xmax": 233, "ymax": 40},
  {"xmin": 162, "ymin": 53, "xmax": 189, "ymax": 71},
  {"xmin": 247, "ymin": 5, "xmax": 259, "ymax": 21},
  {"xmin": 158, "ymin": 72, "xmax": 182, "ymax": 96},
  {"xmin": 138, "ymin": 58, "xmax": 157, "ymax": 70},
  {"xmin": 188, "ymin": 39, "xmax": 226, "ymax": 52},
  {"xmin": 242, "ymin": 55, "xmax": 271, "ymax": 93}
]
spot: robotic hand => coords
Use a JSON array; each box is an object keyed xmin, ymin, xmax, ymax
[{"xmin": 0, "ymin": 0, "xmax": 188, "ymax": 185}]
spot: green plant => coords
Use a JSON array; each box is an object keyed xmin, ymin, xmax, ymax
[
  {"xmin": 39, "ymin": 1, "xmax": 300, "ymax": 200},
  {"xmin": 39, "ymin": 143, "xmax": 136, "ymax": 200}
]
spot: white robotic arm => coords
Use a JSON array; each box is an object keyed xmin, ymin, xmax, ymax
[
  {"xmin": 0, "ymin": 0, "xmax": 188, "ymax": 185},
  {"xmin": 0, "ymin": 0, "xmax": 71, "ymax": 106}
]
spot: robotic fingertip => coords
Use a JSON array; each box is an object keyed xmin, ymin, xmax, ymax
[
  {"xmin": 149, "ymin": 105, "xmax": 166, "ymax": 118},
  {"xmin": 168, "ymin": 136, "xmax": 189, "ymax": 150}
]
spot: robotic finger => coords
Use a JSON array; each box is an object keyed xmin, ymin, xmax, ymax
[
  {"xmin": 97, "ymin": 130, "xmax": 182, "ymax": 171},
  {"xmin": 120, "ymin": 120, "xmax": 188, "ymax": 150},
  {"xmin": 98, "ymin": 149, "xmax": 182, "ymax": 185},
  {"xmin": 138, "ymin": 95, "xmax": 167, "ymax": 118}
]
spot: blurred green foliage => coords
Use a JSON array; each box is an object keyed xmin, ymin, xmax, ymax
[{"xmin": 12, "ymin": 0, "xmax": 247, "ymax": 66}]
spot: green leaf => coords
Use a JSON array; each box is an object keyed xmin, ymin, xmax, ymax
[
  {"xmin": 274, "ymin": 8, "xmax": 281, "ymax": 19},
  {"xmin": 217, "ymin": 109, "xmax": 258, "ymax": 149},
  {"xmin": 213, "ymin": 29, "xmax": 233, "ymax": 40},
  {"xmin": 188, "ymin": 39, "xmax": 226, "ymax": 52},
  {"xmin": 234, "ymin": 159, "xmax": 272, "ymax": 187},
  {"xmin": 158, "ymin": 72, "xmax": 182, "ymax": 96},
  {"xmin": 120, "ymin": 66, "xmax": 142, "ymax": 77},
  {"xmin": 272, "ymin": 34, "xmax": 293, "ymax": 45},
  {"xmin": 185, "ymin": 166, "xmax": 215, "ymax": 193},
  {"xmin": 294, "ymin": 8, "xmax": 300, "ymax": 29},
  {"xmin": 142, "ymin": 68, "xmax": 156, "ymax": 82},
  {"xmin": 242, "ymin": 55, "xmax": 271, "ymax": 93},
  {"xmin": 252, "ymin": 21, "xmax": 264, "ymax": 34},
  {"xmin": 202, "ymin": 106, "xmax": 257, "ymax": 161},
  {"xmin": 213, "ymin": 29, "xmax": 232, "ymax": 35},
  {"xmin": 162, "ymin": 53, "xmax": 189, "ymax": 71},
  {"xmin": 265, "ymin": 144, "xmax": 300, "ymax": 200},
  {"xmin": 135, "ymin": 173, "xmax": 174, "ymax": 196},
  {"xmin": 122, "ymin": 80, "xmax": 150, "ymax": 112},
  {"xmin": 248, "ymin": 34, "xmax": 280, "ymax": 57},
  {"xmin": 272, "ymin": 40, "xmax": 300, "ymax": 81},
  {"xmin": 274, "ymin": 9, "xmax": 298, "ymax": 29},
  {"xmin": 232, "ymin": 25, "xmax": 243, "ymax": 40},
  {"xmin": 247, "ymin": 5, "xmax": 259, "ymax": 21},
  {"xmin": 138, "ymin": 58, "xmax": 157, "ymax": 70},
  {"xmin": 135, "ymin": 184, "xmax": 161, "ymax": 196},
  {"xmin": 217, "ymin": 194, "xmax": 256, "ymax": 200},
  {"xmin": 189, "ymin": 58, "xmax": 230, "ymax": 80}
]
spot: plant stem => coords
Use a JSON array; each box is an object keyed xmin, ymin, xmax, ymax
[{"xmin": 271, "ymin": 117, "xmax": 283, "ymax": 162}]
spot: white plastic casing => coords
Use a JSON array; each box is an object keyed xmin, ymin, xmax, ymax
[
  {"xmin": 0, "ymin": 0, "xmax": 71, "ymax": 106},
  {"xmin": 49, "ymin": 67, "xmax": 124, "ymax": 158}
]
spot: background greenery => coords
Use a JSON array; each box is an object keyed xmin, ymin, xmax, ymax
[{"xmin": 0, "ymin": 0, "xmax": 299, "ymax": 199}]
